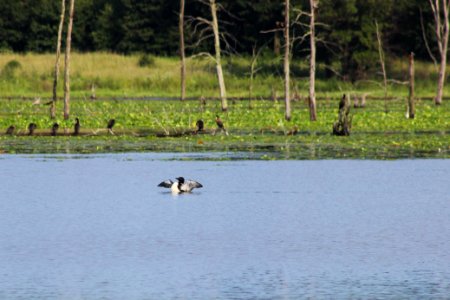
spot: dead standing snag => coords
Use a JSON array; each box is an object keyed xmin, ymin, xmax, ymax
[{"xmin": 332, "ymin": 94, "xmax": 352, "ymax": 136}]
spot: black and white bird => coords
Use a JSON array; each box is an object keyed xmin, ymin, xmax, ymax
[{"xmin": 158, "ymin": 177, "xmax": 203, "ymax": 193}]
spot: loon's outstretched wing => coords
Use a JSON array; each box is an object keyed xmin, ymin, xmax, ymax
[
  {"xmin": 180, "ymin": 180, "xmax": 203, "ymax": 192},
  {"xmin": 158, "ymin": 180, "xmax": 173, "ymax": 188}
]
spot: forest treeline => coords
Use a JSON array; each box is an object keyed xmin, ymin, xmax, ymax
[{"xmin": 0, "ymin": 0, "xmax": 438, "ymax": 80}]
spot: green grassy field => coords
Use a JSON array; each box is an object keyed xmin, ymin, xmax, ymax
[{"xmin": 0, "ymin": 52, "xmax": 449, "ymax": 99}]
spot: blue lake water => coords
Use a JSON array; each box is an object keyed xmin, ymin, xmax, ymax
[{"xmin": 0, "ymin": 153, "xmax": 449, "ymax": 299}]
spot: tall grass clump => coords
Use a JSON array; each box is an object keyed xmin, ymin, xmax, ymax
[
  {"xmin": 138, "ymin": 54, "xmax": 156, "ymax": 68},
  {"xmin": 1, "ymin": 59, "xmax": 22, "ymax": 78}
]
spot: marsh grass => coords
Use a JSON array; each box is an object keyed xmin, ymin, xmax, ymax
[{"xmin": 0, "ymin": 52, "xmax": 449, "ymax": 99}]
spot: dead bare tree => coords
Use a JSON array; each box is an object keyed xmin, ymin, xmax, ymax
[
  {"xmin": 408, "ymin": 52, "xmax": 416, "ymax": 119},
  {"xmin": 248, "ymin": 45, "xmax": 263, "ymax": 109},
  {"xmin": 308, "ymin": 0, "xmax": 318, "ymax": 121},
  {"xmin": 291, "ymin": 2, "xmax": 326, "ymax": 122},
  {"xmin": 274, "ymin": 31, "xmax": 281, "ymax": 55},
  {"xmin": 51, "ymin": 0, "xmax": 66, "ymax": 119},
  {"xmin": 179, "ymin": 0, "xmax": 186, "ymax": 101},
  {"xmin": 284, "ymin": 0, "xmax": 291, "ymax": 121},
  {"xmin": 332, "ymin": 94, "xmax": 352, "ymax": 136},
  {"xmin": 428, "ymin": 0, "xmax": 450, "ymax": 105},
  {"xmin": 375, "ymin": 21, "xmax": 388, "ymax": 113},
  {"xmin": 210, "ymin": 0, "xmax": 228, "ymax": 111},
  {"xmin": 64, "ymin": 0, "xmax": 75, "ymax": 120},
  {"xmin": 420, "ymin": 8, "xmax": 438, "ymax": 69},
  {"xmin": 187, "ymin": 0, "xmax": 228, "ymax": 111}
]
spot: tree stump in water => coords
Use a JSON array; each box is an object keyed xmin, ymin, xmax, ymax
[{"xmin": 332, "ymin": 94, "xmax": 352, "ymax": 136}]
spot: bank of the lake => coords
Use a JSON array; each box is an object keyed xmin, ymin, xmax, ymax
[{"xmin": 0, "ymin": 98, "xmax": 448, "ymax": 158}]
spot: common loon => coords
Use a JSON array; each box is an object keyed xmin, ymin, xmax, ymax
[{"xmin": 158, "ymin": 177, "xmax": 203, "ymax": 193}]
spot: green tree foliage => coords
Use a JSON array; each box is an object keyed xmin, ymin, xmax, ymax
[
  {"xmin": 118, "ymin": 0, "xmax": 178, "ymax": 54},
  {"xmin": 0, "ymin": 0, "xmax": 440, "ymax": 80},
  {"xmin": 27, "ymin": 0, "xmax": 60, "ymax": 52},
  {"xmin": 315, "ymin": 0, "xmax": 393, "ymax": 81},
  {"xmin": 0, "ymin": 1, "xmax": 29, "ymax": 51},
  {"xmin": 92, "ymin": 4, "xmax": 118, "ymax": 50}
]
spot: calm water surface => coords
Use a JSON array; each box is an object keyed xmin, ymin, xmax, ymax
[{"xmin": 0, "ymin": 153, "xmax": 449, "ymax": 299}]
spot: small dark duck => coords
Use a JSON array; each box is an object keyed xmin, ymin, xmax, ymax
[
  {"xmin": 51, "ymin": 122, "xmax": 59, "ymax": 136},
  {"xmin": 214, "ymin": 115, "xmax": 228, "ymax": 135},
  {"xmin": 74, "ymin": 117, "xmax": 80, "ymax": 135},
  {"xmin": 195, "ymin": 119, "xmax": 204, "ymax": 133},
  {"xmin": 107, "ymin": 119, "xmax": 115, "ymax": 134},
  {"xmin": 28, "ymin": 123, "xmax": 37, "ymax": 136},
  {"xmin": 6, "ymin": 125, "xmax": 15, "ymax": 135}
]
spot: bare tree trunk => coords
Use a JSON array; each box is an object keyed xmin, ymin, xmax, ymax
[
  {"xmin": 179, "ymin": 0, "xmax": 186, "ymax": 101},
  {"xmin": 375, "ymin": 21, "xmax": 388, "ymax": 113},
  {"xmin": 408, "ymin": 52, "xmax": 415, "ymax": 119},
  {"xmin": 309, "ymin": 0, "xmax": 318, "ymax": 121},
  {"xmin": 420, "ymin": 8, "xmax": 438, "ymax": 68},
  {"xmin": 274, "ymin": 31, "xmax": 281, "ymax": 55},
  {"xmin": 51, "ymin": 0, "xmax": 66, "ymax": 119},
  {"xmin": 360, "ymin": 93, "xmax": 367, "ymax": 108},
  {"xmin": 209, "ymin": 0, "xmax": 227, "ymax": 111},
  {"xmin": 284, "ymin": 0, "xmax": 291, "ymax": 121},
  {"xmin": 64, "ymin": 0, "xmax": 75, "ymax": 120},
  {"xmin": 249, "ymin": 46, "xmax": 257, "ymax": 109},
  {"xmin": 429, "ymin": 0, "xmax": 450, "ymax": 105},
  {"xmin": 436, "ymin": 43, "xmax": 448, "ymax": 105}
]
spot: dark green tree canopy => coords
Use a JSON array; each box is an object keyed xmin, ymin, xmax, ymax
[{"xmin": 0, "ymin": 0, "xmax": 437, "ymax": 79}]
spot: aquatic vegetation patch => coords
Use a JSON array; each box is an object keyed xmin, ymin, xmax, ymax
[{"xmin": 0, "ymin": 98, "xmax": 448, "ymax": 159}]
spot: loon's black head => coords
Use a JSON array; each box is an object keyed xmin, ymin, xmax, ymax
[{"xmin": 176, "ymin": 177, "xmax": 185, "ymax": 183}]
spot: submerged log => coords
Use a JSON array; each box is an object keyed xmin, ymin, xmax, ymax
[{"xmin": 332, "ymin": 94, "xmax": 352, "ymax": 136}]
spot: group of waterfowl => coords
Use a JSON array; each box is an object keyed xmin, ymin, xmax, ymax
[
  {"xmin": 4, "ymin": 118, "xmax": 113, "ymax": 136},
  {"xmin": 193, "ymin": 115, "xmax": 228, "ymax": 135},
  {"xmin": 3, "ymin": 115, "xmax": 227, "ymax": 136}
]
